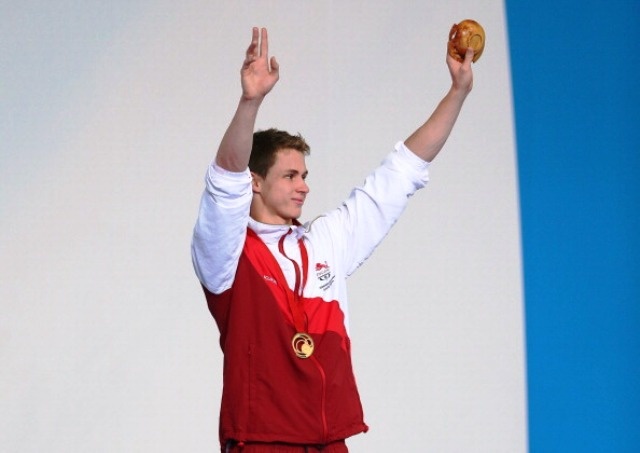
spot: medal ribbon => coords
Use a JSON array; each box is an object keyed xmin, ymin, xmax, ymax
[{"xmin": 278, "ymin": 230, "xmax": 313, "ymax": 358}]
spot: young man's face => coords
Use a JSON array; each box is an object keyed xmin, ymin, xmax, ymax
[{"xmin": 251, "ymin": 148, "xmax": 309, "ymax": 225}]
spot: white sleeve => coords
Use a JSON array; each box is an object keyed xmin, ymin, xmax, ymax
[
  {"xmin": 312, "ymin": 141, "xmax": 430, "ymax": 276},
  {"xmin": 191, "ymin": 163, "xmax": 252, "ymax": 294}
]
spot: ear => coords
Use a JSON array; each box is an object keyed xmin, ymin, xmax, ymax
[{"xmin": 250, "ymin": 172, "xmax": 263, "ymax": 193}]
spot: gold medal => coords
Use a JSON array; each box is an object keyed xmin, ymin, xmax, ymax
[{"xmin": 292, "ymin": 332, "xmax": 315, "ymax": 359}]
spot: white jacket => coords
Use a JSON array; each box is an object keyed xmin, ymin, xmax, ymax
[{"xmin": 191, "ymin": 141, "xmax": 429, "ymax": 330}]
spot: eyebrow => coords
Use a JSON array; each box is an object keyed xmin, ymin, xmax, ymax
[{"xmin": 284, "ymin": 169, "xmax": 309, "ymax": 177}]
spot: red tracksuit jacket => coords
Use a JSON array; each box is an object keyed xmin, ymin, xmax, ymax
[{"xmin": 204, "ymin": 229, "xmax": 368, "ymax": 448}]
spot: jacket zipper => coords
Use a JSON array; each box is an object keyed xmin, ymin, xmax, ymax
[{"xmin": 310, "ymin": 355, "xmax": 328, "ymax": 442}]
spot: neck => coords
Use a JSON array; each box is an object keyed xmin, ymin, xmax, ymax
[{"xmin": 249, "ymin": 199, "xmax": 295, "ymax": 225}]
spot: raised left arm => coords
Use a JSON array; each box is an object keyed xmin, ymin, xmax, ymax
[{"xmin": 404, "ymin": 47, "xmax": 474, "ymax": 162}]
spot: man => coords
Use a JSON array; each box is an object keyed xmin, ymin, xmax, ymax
[{"xmin": 192, "ymin": 27, "xmax": 474, "ymax": 452}]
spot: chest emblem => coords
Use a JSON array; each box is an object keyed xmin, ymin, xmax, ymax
[{"xmin": 315, "ymin": 261, "xmax": 335, "ymax": 290}]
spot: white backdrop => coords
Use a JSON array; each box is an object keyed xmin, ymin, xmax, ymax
[{"xmin": 1, "ymin": 1, "xmax": 526, "ymax": 451}]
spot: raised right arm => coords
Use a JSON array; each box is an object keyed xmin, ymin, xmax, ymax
[
  {"xmin": 192, "ymin": 28, "xmax": 279, "ymax": 294},
  {"xmin": 216, "ymin": 27, "xmax": 280, "ymax": 171}
]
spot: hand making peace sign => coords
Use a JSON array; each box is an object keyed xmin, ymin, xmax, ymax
[{"xmin": 241, "ymin": 27, "xmax": 280, "ymax": 102}]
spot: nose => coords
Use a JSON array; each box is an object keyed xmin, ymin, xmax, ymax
[{"xmin": 298, "ymin": 179, "xmax": 310, "ymax": 194}]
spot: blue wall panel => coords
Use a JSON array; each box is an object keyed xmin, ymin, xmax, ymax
[{"xmin": 505, "ymin": 0, "xmax": 640, "ymax": 451}]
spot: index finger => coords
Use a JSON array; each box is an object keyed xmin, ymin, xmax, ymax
[{"xmin": 260, "ymin": 28, "xmax": 269, "ymax": 58}]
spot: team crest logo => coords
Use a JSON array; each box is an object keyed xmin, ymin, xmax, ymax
[{"xmin": 315, "ymin": 261, "xmax": 334, "ymax": 290}]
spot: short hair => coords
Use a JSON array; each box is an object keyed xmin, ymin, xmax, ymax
[{"xmin": 249, "ymin": 128, "xmax": 310, "ymax": 178}]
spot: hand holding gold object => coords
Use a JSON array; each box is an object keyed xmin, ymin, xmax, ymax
[{"xmin": 448, "ymin": 19, "xmax": 485, "ymax": 63}]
